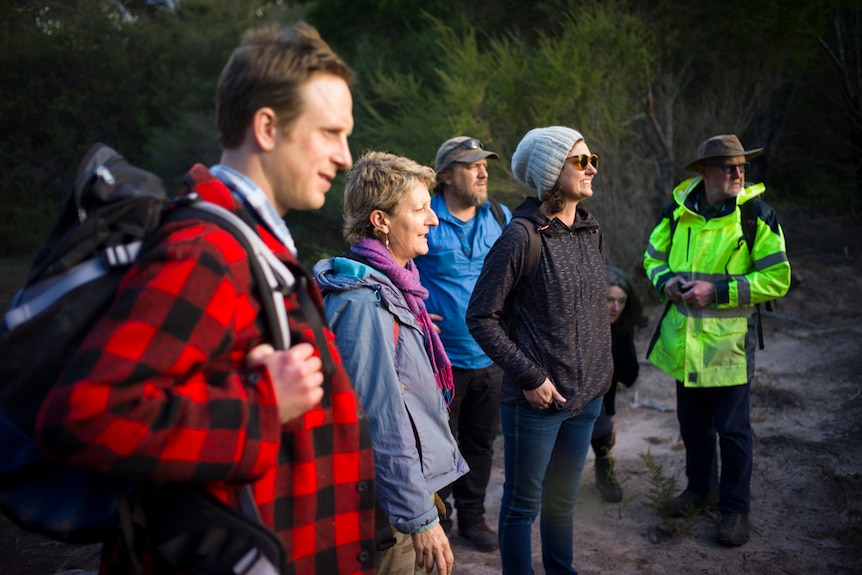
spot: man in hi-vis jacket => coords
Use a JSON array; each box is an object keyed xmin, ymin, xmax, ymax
[{"xmin": 643, "ymin": 134, "xmax": 791, "ymax": 547}]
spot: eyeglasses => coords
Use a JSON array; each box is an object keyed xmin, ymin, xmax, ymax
[
  {"xmin": 565, "ymin": 154, "xmax": 599, "ymax": 170},
  {"xmin": 703, "ymin": 162, "xmax": 749, "ymax": 174},
  {"xmin": 439, "ymin": 138, "xmax": 486, "ymax": 166}
]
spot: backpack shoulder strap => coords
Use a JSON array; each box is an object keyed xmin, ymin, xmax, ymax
[
  {"xmin": 646, "ymin": 199, "xmax": 681, "ymax": 359},
  {"xmin": 663, "ymin": 197, "xmax": 758, "ymax": 256},
  {"xmin": 509, "ymin": 217, "xmax": 541, "ymax": 293},
  {"xmin": 739, "ymin": 198, "xmax": 759, "ymax": 255},
  {"xmin": 660, "ymin": 199, "xmax": 680, "ymax": 239},
  {"xmin": 488, "ymin": 197, "xmax": 507, "ymax": 231},
  {"xmin": 739, "ymin": 197, "xmax": 771, "ymax": 348},
  {"xmin": 503, "ymin": 217, "xmax": 542, "ymax": 336},
  {"xmin": 164, "ymin": 198, "xmax": 294, "ymax": 351}
]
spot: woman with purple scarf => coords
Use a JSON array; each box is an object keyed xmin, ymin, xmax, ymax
[{"xmin": 314, "ymin": 151, "xmax": 467, "ymax": 575}]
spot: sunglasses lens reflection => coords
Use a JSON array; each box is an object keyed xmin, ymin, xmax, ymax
[
  {"xmin": 440, "ymin": 139, "xmax": 485, "ymax": 166},
  {"xmin": 573, "ymin": 154, "xmax": 598, "ymax": 169}
]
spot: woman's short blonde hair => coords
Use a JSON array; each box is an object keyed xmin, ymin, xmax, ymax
[{"xmin": 343, "ymin": 151, "xmax": 437, "ymax": 245}]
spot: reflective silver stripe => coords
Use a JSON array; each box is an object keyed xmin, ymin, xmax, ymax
[
  {"xmin": 233, "ymin": 548, "xmax": 279, "ymax": 575},
  {"xmin": 648, "ymin": 263, "xmax": 671, "ymax": 284},
  {"xmin": 103, "ymin": 241, "xmax": 141, "ymax": 267},
  {"xmin": 689, "ymin": 271, "xmax": 736, "ymax": 282},
  {"xmin": 4, "ymin": 257, "xmax": 108, "ymax": 329},
  {"xmin": 672, "ymin": 300, "xmax": 755, "ymax": 319},
  {"xmin": 645, "ymin": 243, "xmax": 667, "ymax": 260},
  {"xmin": 4, "ymin": 204, "xmax": 293, "ymax": 353},
  {"xmin": 737, "ymin": 276, "xmax": 751, "ymax": 306},
  {"xmin": 95, "ymin": 164, "xmax": 116, "ymax": 185},
  {"xmin": 754, "ymin": 251, "xmax": 789, "ymax": 271}
]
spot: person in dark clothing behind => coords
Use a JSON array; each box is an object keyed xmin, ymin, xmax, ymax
[
  {"xmin": 590, "ymin": 265, "xmax": 648, "ymax": 502},
  {"xmin": 466, "ymin": 126, "xmax": 613, "ymax": 575}
]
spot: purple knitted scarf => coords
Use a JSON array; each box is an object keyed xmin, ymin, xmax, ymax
[{"xmin": 351, "ymin": 237, "xmax": 454, "ymax": 407}]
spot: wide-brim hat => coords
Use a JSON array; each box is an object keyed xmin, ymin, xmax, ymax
[
  {"xmin": 434, "ymin": 137, "xmax": 499, "ymax": 173},
  {"xmin": 684, "ymin": 134, "xmax": 764, "ymax": 171}
]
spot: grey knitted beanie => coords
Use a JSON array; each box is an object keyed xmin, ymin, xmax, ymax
[{"xmin": 511, "ymin": 126, "xmax": 584, "ymax": 199}]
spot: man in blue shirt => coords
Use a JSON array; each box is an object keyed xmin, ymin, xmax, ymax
[{"xmin": 415, "ymin": 136, "xmax": 511, "ymax": 552}]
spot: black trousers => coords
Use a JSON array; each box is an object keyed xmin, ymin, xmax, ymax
[
  {"xmin": 676, "ymin": 380, "xmax": 753, "ymax": 514},
  {"xmin": 438, "ymin": 363, "xmax": 502, "ymax": 530}
]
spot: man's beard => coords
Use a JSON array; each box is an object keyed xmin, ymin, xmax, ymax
[{"xmin": 462, "ymin": 187, "xmax": 487, "ymax": 208}]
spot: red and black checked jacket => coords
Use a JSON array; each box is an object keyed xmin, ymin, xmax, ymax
[{"xmin": 36, "ymin": 165, "xmax": 376, "ymax": 575}]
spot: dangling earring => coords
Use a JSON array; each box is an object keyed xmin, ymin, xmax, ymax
[{"xmin": 385, "ymin": 234, "xmax": 390, "ymax": 250}]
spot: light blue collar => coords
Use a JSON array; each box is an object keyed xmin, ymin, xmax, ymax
[{"xmin": 209, "ymin": 164, "xmax": 297, "ymax": 256}]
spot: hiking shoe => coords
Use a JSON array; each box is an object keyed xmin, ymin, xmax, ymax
[
  {"xmin": 717, "ymin": 512, "xmax": 750, "ymax": 546},
  {"xmin": 460, "ymin": 522, "xmax": 499, "ymax": 552},
  {"xmin": 595, "ymin": 457, "xmax": 623, "ymax": 502},
  {"xmin": 663, "ymin": 489, "xmax": 718, "ymax": 518}
]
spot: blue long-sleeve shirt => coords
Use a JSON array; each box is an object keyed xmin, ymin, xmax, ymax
[{"xmin": 414, "ymin": 194, "xmax": 512, "ymax": 369}]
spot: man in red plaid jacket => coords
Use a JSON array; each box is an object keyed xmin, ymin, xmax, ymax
[{"xmin": 35, "ymin": 22, "xmax": 375, "ymax": 575}]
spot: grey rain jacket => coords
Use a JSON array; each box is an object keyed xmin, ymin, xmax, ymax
[{"xmin": 314, "ymin": 256, "xmax": 468, "ymax": 534}]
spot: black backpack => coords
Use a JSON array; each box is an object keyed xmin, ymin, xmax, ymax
[{"xmin": 0, "ymin": 143, "xmax": 292, "ymax": 574}]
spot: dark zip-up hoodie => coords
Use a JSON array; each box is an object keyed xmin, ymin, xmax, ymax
[{"xmin": 466, "ymin": 196, "xmax": 613, "ymax": 410}]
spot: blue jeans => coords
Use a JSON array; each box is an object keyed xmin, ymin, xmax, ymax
[{"xmin": 499, "ymin": 396, "xmax": 602, "ymax": 575}]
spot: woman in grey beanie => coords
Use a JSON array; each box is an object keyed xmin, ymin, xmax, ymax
[{"xmin": 467, "ymin": 126, "xmax": 612, "ymax": 574}]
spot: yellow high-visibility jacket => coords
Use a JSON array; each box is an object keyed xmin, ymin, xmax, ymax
[{"xmin": 643, "ymin": 177, "xmax": 791, "ymax": 387}]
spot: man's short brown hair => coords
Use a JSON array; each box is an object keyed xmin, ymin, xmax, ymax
[{"xmin": 216, "ymin": 21, "xmax": 353, "ymax": 149}]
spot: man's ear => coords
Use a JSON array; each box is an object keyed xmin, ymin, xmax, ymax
[
  {"xmin": 252, "ymin": 107, "xmax": 278, "ymax": 152},
  {"xmin": 439, "ymin": 167, "xmax": 454, "ymax": 188}
]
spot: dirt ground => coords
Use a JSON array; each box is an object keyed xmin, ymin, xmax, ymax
[{"xmin": 2, "ymin": 209, "xmax": 861, "ymax": 575}]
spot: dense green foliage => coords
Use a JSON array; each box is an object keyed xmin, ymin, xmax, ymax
[{"xmin": 2, "ymin": 0, "xmax": 860, "ymax": 287}]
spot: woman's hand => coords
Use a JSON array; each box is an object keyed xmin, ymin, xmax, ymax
[{"xmin": 523, "ymin": 379, "xmax": 567, "ymax": 409}]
